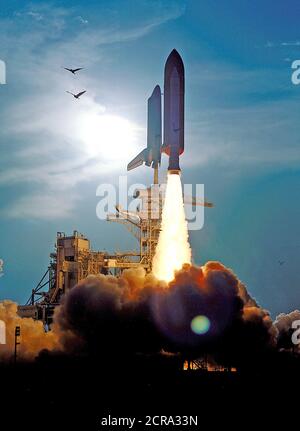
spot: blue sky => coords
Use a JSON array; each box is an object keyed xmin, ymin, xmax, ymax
[{"xmin": 0, "ymin": 0, "xmax": 299, "ymax": 316}]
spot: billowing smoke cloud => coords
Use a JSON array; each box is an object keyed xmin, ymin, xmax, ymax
[
  {"xmin": 0, "ymin": 301, "xmax": 59, "ymax": 361},
  {"xmin": 52, "ymin": 262, "xmax": 285, "ymax": 368},
  {"xmin": 0, "ymin": 263, "xmax": 298, "ymax": 368},
  {"xmin": 52, "ymin": 268, "xmax": 166, "ymax": 356}
]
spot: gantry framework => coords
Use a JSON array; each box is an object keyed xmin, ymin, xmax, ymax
[
  {"xmin": 19, "ymin": 183, "xmax": 163, "ymax": 324},
  {"xmin": 107, "ymin": 184, "xmax": 163, "ymax": 272}
]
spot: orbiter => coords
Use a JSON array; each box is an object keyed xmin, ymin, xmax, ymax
[{"xmin": 127, "ymin": 85, "xmax": 162, "ymax": 176}]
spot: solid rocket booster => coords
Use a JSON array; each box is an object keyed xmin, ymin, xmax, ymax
[{"xmin": 162, "ymin": 49, "xmax": 185, "ymax": 173}]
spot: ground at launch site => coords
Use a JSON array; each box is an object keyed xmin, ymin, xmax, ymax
[{"xmin": 1, "ymin": 354, "xmax": 299, "ymax": 428}]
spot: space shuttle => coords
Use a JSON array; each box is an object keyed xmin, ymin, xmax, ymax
[
  {"xmin": 127, "ymin": 50, "xmax": 213, "ymax": 207},
  {"xmin": 127, "ymin": 49, "xmax": 185, "ymax": 178}
]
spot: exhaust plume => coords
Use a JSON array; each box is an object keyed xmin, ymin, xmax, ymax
[{"xmin": 152, "ymin": 173, "xmax": 191, "ymax": 282}]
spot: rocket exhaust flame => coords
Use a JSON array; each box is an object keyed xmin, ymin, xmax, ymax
[
  {"xmin": 152, "ymin": 173, "xmax": 191, "ymax": 282},
  {"xmin": 143, "ymin": 50, "xmax": 191, "ymax": 282}
]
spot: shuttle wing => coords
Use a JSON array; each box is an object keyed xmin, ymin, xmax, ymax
[{"xmin": 127, "ymin": 149, "xmax": 148, "ymax": 171}]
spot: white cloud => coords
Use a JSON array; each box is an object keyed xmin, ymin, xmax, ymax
[
  {"xmin": 264, "ymin": 40, "xmax": 300, "ymax": 48},
  {"xmin": 2, "ymin": 193, "xmax": 78, "ymax": 220},
  {"xmin": 27, "ymin": 11, "xmax": 44, "ymax": 21},
  {"xmin": 281, "ymin": 41, "xmax": 300, "ymax": 47},
  {"xmin": 185, "ymin": 62, "xmax": 300, "ymax": 171}
]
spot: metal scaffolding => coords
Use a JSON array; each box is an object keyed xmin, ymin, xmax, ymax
[
  {"xmin": 107, "ymin": 184, "xmax": 163, "ymax": 272},
  {"xmin": 19, "ymin": 183, "xmax": 163, "ymax": 324}
]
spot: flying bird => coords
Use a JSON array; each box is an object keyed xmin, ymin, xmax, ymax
[
  {"xmin": 63, "ymin": 67, "xmax": 83, "ymax": 75},
  {"xmin": 66, "ymin": 90, "xmax": 86, "ymax": 99},
  {"xmin": 278, "ymin": 260, "xmax": 285, "ymax": 266}
]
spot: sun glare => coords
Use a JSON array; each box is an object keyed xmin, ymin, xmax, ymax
[{"xmin": 80, "ymin": 113, "xmax": 138, "ymax": 161}]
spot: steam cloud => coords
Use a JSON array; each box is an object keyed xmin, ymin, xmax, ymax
[
  {"xmin": 52, "ymin": 262, "xmax": 299, "ymax": 368},
  {"xmin": 0, "ymin": 301, "xmax": 59, "ymax": 360},
  {"xmin": 0, "ymin": 263, "xmax": 299, "ymax": 368}
]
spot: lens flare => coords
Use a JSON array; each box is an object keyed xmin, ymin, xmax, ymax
[
  {"xmin": 152, "ymin": 173, "xmax": 191, "ymax": 282},
  {"xmin": 191, "ymin": 315, "xmax": 211, "ymax": 335}
]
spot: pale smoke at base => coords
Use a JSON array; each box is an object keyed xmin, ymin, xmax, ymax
[
  {"xmin": 152, "ymin": 173, "xmax": 191, "ymax": 282},
  {"xmin": 0, "ymin": 301, "xmax": 59, "ymax": 360}
]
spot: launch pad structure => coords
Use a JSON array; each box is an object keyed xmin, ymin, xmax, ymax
[{"xmin": 18, "ymin": 181, "xmax": 163, "ymax": 325}]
